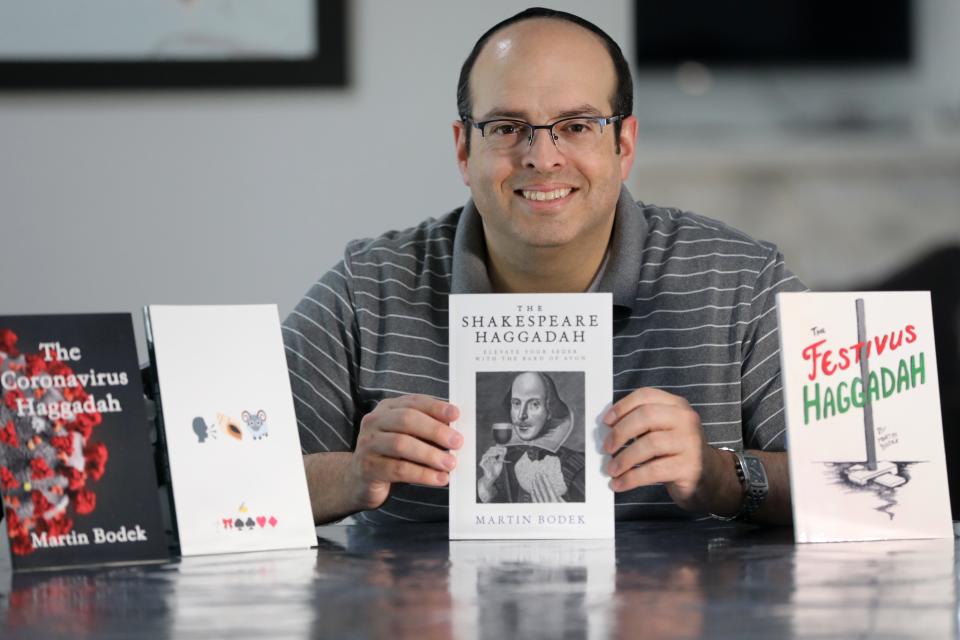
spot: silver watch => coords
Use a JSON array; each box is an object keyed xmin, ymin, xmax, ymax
[{"xmin": 713, "ymin": 447, "xmax": 769, "ymax": 521}]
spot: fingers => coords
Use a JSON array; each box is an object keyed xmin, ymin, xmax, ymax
[
  {"xmin": 603, "ymin": 402, "xmax": 697, "ymax": 454},
  {"xmin": 367, "ymin": 431, "xmax": 457, "ymax": 474},
  {"xmin": 361, "ymin": 453, "xmax": 451, "ymax": 487},
  {"xmin": 603, "ymin": 387, "xmax": 690, "ymax": 426},
  {"xmin": 607, "ymin": 429, "xmax": 682, "ymax": 476},
  {"xmin": 362, "ymin": 394, "xmax": 463, "ymax": 450},
  {"xmin": 352, "ymin": 394, "xmax": 464, "ymax": 493},
  {"xmin": 609, "ymin": 456, "xmax": 678, "ymax": 492},
  {"xmin": 480, "ymin": 445, "xmax": 506, "ymax": 463}
]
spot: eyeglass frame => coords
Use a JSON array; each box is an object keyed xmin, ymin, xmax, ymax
[{"xmin": 459, "ymin": 113, "xmax": 625, "ymax": 151}]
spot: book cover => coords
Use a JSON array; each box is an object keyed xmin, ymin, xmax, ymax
[
  {"xmin": 0, "ymin": 314, "xmax": 168, "ymax": 570},
  {"xmin": 776, "ymin": 291, "xmax": 953, "ymax": 543},
  {"xmin": 144, "ymin": 305, "xmax": 316, "ymax": 556},
  {"xmin": 448, "ymin": 293, "xmax": 614, "ymax": 540}
]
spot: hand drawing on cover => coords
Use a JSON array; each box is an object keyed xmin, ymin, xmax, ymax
[
  {"xmin": 476, "ymin": 371, "xmax": 586, "ymax": 504},
  {"xmin": 820, "ymin": 299, "xmax": 921, "ymax": 520}
]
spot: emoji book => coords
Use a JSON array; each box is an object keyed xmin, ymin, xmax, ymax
[
  {"xmin": 776, "ymin": 292, "xmax": 953, "ymax": 543},
  {"xmin": 0, "ymin": 314, "xmax": 168, "ymax": 571},
  {"xmin": 447, "ymin": 293, "xmax": 615, "ymax": 540},
  {"xmin": 145, "ymin": 305, "xmax": 316, "ymax": 556}
]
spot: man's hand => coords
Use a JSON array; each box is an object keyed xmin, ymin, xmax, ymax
[
  {"xmin": 477, "ymin": 444, "xmax": 507, "ymax": 503},
  {"xmin": 348, "ymin": 394, "xmax": 463, "ymax": 512},
  {"xmin": 602, "ymin": 387, "xmax": 741, "ymax": 515}
]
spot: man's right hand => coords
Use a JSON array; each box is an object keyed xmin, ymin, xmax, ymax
[{"xmin": 348, "ymin": 394, "xmax": 463, "ymax": 512}]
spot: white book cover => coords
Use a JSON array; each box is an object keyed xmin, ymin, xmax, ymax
[
  {"xmin": 448, "ymin": 293, "xmax": 614, "ymax": 540},
  {"xmin": 144, "ymin": 305, "xmax": 316, "ymax": 556},
  {"xmin": 776, "ymin": 291, "xmax": 953, "ymax": 543}
]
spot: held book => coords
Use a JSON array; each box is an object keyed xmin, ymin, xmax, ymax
[
  {"xmin": 776, "ymin": 291, "xmax": 953, "ymax": 543},
  {"xmin": 448, "ymin": 293, "xmax": 614, "ymax": 540},
  {"xmin": 0, "ymin": 314, "xmax": 168, "ymax": 570},
  {"xmin": 144, "ymin": 305, "xmax": 316, "ymax": 556}
]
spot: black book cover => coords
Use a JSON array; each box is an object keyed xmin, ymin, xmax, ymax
[{"xmin": 0, "ymin": 314, "xmax": 168, "ymax": 570}]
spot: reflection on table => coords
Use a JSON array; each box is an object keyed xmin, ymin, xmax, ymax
[{"xmin": 0, "ymin": 520, "xmax": 956, "ymax": 639}]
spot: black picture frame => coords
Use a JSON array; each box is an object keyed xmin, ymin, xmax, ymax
[{"xmin": 0, "ymin": 1, "xmax": 347, "ymax": 90}]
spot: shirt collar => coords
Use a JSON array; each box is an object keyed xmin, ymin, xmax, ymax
[{"xmin": 450, "ymin": 185, "xmax": 646, "ymax": 312}]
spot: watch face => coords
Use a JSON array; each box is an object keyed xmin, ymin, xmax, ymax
[{"xmin": 746, "ymin": 457, "xmax": 766, "ymax": 481}]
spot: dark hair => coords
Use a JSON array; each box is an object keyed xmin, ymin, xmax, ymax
[{"xmin": 456, "ymin": 7, "xmax": 633, "ymax": 154}]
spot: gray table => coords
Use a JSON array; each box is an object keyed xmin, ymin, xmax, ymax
[{"xmin": 1, "ymin": 520, "xmax": 956, "ymax": 639}]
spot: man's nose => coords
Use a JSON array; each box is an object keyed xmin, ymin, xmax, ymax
[{"xmin": 522, "ymin": 128, "xmax": 565, "ymax": 170}]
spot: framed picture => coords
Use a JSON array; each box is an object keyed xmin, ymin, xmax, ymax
[{"xmin": 0, "ymin": 1, "xmax": 347, "ymax": 89}]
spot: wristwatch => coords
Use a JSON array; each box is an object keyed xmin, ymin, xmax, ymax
[{"xmin": 712, "ymin": 447, "xmax": 769, "ymax": 521}]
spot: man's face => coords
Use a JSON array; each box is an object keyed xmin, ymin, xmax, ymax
[
  {"xmin": 454, "ymin": 19, "xmax": 637, "ymax": 256},
  {"xmin": 511, "ymin": 372, "xmax": 549, "ymax": 441}
]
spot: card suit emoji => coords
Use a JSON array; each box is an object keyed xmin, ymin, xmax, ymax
[
  {"xmin": 256, "ymin": 516, "xmax": 266, "ymax": 528},
  {"xmin": 245, "ymin": 517, "xmax": 255, "ymax": 528},
  {"xmin": 268, "ymin": 516, "xmax": 278, "ymax": 528},
  {"xmin": 235, "ymin": 518, "xmax": 245, "ymax": 529}
]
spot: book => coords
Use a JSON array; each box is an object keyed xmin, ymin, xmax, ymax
[
  {"xmin": 144, "ymin": 305, "xmax": 317, "ymax": 556},
  {"xmin": 0, "ymin": 314, "xmax": 168, "ymax": 570},
  {"xmin": 776, "ymin": 291, "xmax": 953, "ymax": 543},
  {"xmin": 448, "ymin": 293, "xmax": 614, "ymax": 540}
]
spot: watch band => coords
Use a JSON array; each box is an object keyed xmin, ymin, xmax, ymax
[{"xmin": 710, "ymin": 447, "xmax": 769, "ymax": 521}]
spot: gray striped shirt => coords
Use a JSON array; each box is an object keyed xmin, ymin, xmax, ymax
[{"xmin": 283, "ymin": 187, "xmax": 805, "ymax": 523}]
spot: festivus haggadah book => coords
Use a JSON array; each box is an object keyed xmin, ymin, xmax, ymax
[
  {"xmin": 0, "ymin": 314, "xmax": 168, "ymax": 571},
  {"xmin": 145, "ymin": 305, "xmax": 317, "ymax": 556},
  {"xmin": 448, "ymin": 293, "xmax": 614, "ymax": 540},
  {"xmin": 776, "ymin": 291, "xmax": 953, "ymax": 543}
]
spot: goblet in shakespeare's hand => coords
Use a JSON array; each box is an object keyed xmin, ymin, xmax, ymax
[{"xmin": 492, "ymin": 421, "xmax": 513, "ymax": 445}]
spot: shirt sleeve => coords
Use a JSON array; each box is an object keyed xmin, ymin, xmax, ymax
[
  {"xmin": 740, "ymin": 247, "xmax": 807, "ymax": 452},
  {"xmin": 282, "ymin": 244, "xmax": 363, "ymax": 454}
]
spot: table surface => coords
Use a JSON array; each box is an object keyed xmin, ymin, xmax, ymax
[{"xmin": 1, "ymin": 520, "xmax": 957, "ymax": 639}]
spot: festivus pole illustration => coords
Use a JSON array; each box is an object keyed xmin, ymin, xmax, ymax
[
  {"xmin": 856, "ymin": 298, "xmax": 877, "ymax": 471},
  {"xmin": 845, "ymin": 298, "xmax": 905, "ymax": 489}
]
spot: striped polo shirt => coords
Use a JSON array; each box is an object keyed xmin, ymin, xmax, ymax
[{"xmin": 282, "ymin": 187, "xmax": 805, "ymax": 523}]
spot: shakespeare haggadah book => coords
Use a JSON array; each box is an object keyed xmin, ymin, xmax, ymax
[
  {"xmin": 776, "ymin": 292, "xmax": 953, "ymax": 543},
  {"xmin": 448, "ymin": 293, "xmax": 614, "ymax": 540},
  {"xmin": 145, "ymin": 305, "xmax": 316, "ymax": 556},
  {"xmin": 0, "ymin": 314, "xmax": 168, "ymax": 570}
]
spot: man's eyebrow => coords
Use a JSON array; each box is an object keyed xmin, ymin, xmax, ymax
[{"xmin": 477, "ymin": 104, "xmax": 605, "ymax": 121}]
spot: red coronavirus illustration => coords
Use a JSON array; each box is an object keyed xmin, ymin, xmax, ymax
[{"xmin": 0, "ymin": 329, "xmax": 109, "ymax": 555}]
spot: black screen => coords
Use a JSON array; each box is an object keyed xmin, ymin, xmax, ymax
[{"xmin": 634, "ymin": 0, "xmax": 912, "ymax": 67}]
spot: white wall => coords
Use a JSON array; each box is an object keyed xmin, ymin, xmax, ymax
[{"xmin": 1, "ymin": 1, "xmax": 958, "ymax": 359}]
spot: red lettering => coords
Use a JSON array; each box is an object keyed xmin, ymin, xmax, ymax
[
  {"xmin": 822, "ymin": 350, "xmax": 836, "ymax": 376},
  {"xmin": 838, "ymin": 346, "xmax": 851, "ymax": 371},
  {"xmin": 873, "ymin": 333, "xmax": 889, "ymax": 355},
  {"xmin": 889, "ymin": 330, "xmax": 903, "ymax": 351},
  {"xmin": 802, "ymin": 339, "xmax": 828, "ymax": 381},
  {"xmin": 905, "ymin": 324, "xmax": 917, "ymax": 344}
]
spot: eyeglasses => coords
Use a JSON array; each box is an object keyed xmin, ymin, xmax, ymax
[{"xmin": 462, "ymin": 114, "xmax": 623, "ymax": 153}]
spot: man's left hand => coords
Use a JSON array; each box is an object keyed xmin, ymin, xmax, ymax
[{"xmin": 602, "ymin": 387, "xmax": 740, "ymax": 515}]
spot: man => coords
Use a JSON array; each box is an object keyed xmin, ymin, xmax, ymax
[
  {"xmin": 477, "ymin": 371, "xmax": 585, "ymax": 504},
  {"xmin": 283, "ymin": 8, "xmax": 804, "ymax": 526}
]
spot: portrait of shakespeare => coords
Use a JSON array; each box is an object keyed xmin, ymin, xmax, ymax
[{"xmin": 477, "ymin": 371, "xmax": 586, "ymax": 504}]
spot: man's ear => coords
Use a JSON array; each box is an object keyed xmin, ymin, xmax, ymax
[
  {"xmin": 453, "ymin": 120, "xmax": 471, "ymax": 187},
  {"xmin": 617, "ymin": 115, "xmax": 638, "ymax": 181}
]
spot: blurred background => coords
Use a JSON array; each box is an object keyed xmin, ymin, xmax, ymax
[{"xmin": 0, "ymin": 0, "xmax": 958, "ymax": 363}]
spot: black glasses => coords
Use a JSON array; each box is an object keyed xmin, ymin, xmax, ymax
[{"xmin": 462, "ymin": 114, "xmax": 623, "ymax": 154}]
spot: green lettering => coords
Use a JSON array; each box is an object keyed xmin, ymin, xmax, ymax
[
  {"xmin": 910, "ymin": 352, "xmax": 926, "ymax": 386},
  {"xmin": 803, "ymin": 383, "xmax": 821, "ymax": 425},
  {"xmin": 881, "ymin": 367, "xmax": 896, "ymax": 398},
  {"xmin": 897, "ymin": 358, "xmax": 911, "ymax": 393},
  {"xmin": 823, "ymin": 386, "xmax": 837, "ymax": 421},
  {"xmin": 836, "ymin": 381, "xmax": 850, "ymax": 414},
  {"xmin": 866, "ymin": 371, "xmax": 881, "ymax": 403},
  {"xmin": 851, "ymin": 377, "xmax": 864, "ymax": 408}
]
